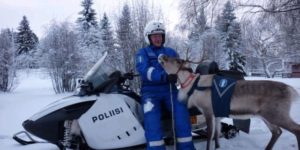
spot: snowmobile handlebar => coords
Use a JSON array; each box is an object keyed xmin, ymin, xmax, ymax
[
  {"xmin": 122, "ymin": 72, "xmax": 139, "ymax": 80},
  {"xmin": 76, "ymin": 71, "xmax": 139, "ymax": 96}
]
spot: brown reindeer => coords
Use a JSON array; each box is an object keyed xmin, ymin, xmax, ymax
[{"xmin": 158, "ymin": 55, "xmax": 300, "ymax": 150}]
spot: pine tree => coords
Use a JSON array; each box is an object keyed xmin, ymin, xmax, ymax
[
  {"xmin": 76, "ymin": 0, "xmax": 98, "ymax": 32},
  {"xmin": 116, "ymin": 4, "xmax": 140, "ymax": 92},
  {"xmin": 78, "ymin": 26, "xmax": 104, "ymax": 74},
  {"xmin": 16, "ymin": 16, "xmax": 38, "ymax": 55},
  {"xmin": 76, "ymin": 0, "xmax": 104, "ymax": 73},
  {"xmin": 197, "ymin": 5, "xmax": 207, "ymax": 33},
  {"xmin": 227, "ymin": 22, "xmax": 246, "ymax": 73},
  {"xmin": 99, "ymin": 13, "xmax": 114, "ymax": 51},
  {"xmin": 215, "ymin": 1, "xmax": 236, "ymax": 33},
  {"xmin": 99, "ymin": 12, "xmax": 120, "ymax": 72},
  {"xmin": 215, "ymin": 1, "xmax": 246, "ymax": 74},
  {"xmin": 117, "ymin": 4, "xmax": 135, "ymax": 73}
]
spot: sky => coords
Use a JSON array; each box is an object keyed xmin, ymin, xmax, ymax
[{"xmin": 0, "ymin": 0, "xmax": 180, "ymax": 38}]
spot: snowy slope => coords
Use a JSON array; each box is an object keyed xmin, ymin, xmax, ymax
[
  {"xmin": 0, "ymin": 69, "xmax": 299, "ymax": 150},
  {"xmin": 0, "ymin": 69, "xmax": 68, "ymax": 150}
]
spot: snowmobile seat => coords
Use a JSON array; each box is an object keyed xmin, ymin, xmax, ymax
[{"xmin": 195, "ymin": 61, "xmax": 244, "ymax": 80}]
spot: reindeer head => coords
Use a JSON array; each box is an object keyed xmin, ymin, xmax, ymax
[
  {"xmin": 159, "ymin": 54, "xmax": 195, "ymax": 101},
  {"xmin": 158, "ymin": 54, "xmax": 191, "ymax": 74}
]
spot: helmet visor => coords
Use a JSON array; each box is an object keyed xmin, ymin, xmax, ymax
[{"xmin": 150, "ymin": 28, "xmax": 165, "ymax": 35}]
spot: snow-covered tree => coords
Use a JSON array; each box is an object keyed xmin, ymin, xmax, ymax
[
  {"xmin": 99, "ymin": 13, "xmax": 122, "ymax": 72},
  {"xmin": 180, "ymin": 2, "xmax": 215, "ymax": 64},
  {"xmin": 0, "ymin": 29, "xmax": 18, "ymax": 92},
  {"xmin": 116, "ymin": 4, "xmax": 136, "ymax": 73},
  {"xmin": 215, "ymin": 1, "xmax": 246, "ymax": 73},
  {"xmin": 16, "ymin": 16, "xmax": 38, "ymax": 55},
  {"xmin": 227, "ymin": 21, "xmax": 246, "ymax": 73},
  {"xmin": 76, "ymin": 0, "xmax": 105, "ymax": 73},
  {"xmin": 99, "ymin": 13, "xmax": 115, "ymax": 52},
  {"xmin": 78, "ymin": 27, "xmax": 105, "ymax": 74},
  {"xmin": 15, "ymin": 16, "xmax": 39, "ymax": 68},
  {"xmin": 179, "ymin": 0, "xmax": 208, "ymax": 26},
  {"xmin": 116, "ymin": 4, "xmax": 140, "ymax": 92},
  {"xmin": 179, "ymin": 0, "xmax": 225, "ymax": 64},
  {"xmin": 130, "ymin": 0, "xmax": 157, "ymax": 48},
  {"xmin": 215, "ymin": 2, "xmax": 236, "ymax": 33},
  {"xmin": 40, "ymin": 22, "xmax": 81, "ymax": 93},
  {"xmin": 76, "ymin": 0, "xmax": 98, "ymax": 32},
  {"xmin": 242, "ymin": 16, "xmax": 295, "ymax": 78},
  {"xmin": 113, "ymin": 1, "xmax": 164, "ymax": 92},
  {"xmin": 238, "ymin": 0, "xmax": 300, "ymax": 63},
  {"xmin": 274, "ymin": 1, "xmax": 300, "ymax": 63}
]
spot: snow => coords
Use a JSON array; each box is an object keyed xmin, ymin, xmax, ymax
[{"xmin": 0, "ymin": 69, "xmax": 300, "ymax": 150}]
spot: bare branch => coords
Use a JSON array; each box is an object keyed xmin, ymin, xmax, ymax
[{"xmin": 238, "ymin": 4, "xmax": 300, "ymax": 13}]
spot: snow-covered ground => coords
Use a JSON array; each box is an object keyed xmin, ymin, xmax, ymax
[{"xmin": 0, "ymin": 69, "xmax": 299, "ymax": 150}]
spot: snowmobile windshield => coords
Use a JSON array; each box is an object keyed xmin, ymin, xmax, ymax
[{"xmin": 83, "ymin": 52, "xmax": 114, "ymax": 89}]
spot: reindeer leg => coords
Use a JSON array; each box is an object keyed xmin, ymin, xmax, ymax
[
  {"xmin": 275, "ymin": 119, "xmax": 300, "ymax": 150},
  {"xmin": 262, "ymin": 119, "xmax": 282, "ymax": 150},
  {"xmin": 297, "ymin": 130, "xmax": 300, "ymax": 150},
  {"xmin": 296, "ymin": 130, "xmax": 300, "ymax": 150},
  {"xmin": 214, "ymin": 118, "xmax": 221, "ymax": 149},
  {"xmin": 205, "ymin": 114, "xmax": 215, "ymax": 150},
  {"xmin": 261, "ymin": 109, "xmax": 300, "ymax": 150}
]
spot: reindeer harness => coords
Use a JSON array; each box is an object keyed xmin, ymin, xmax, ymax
[{"xmin": 184, "ymin": 75, "xmax": 237, "ymax": 117}]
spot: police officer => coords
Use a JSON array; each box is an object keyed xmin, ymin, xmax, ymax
[{"xmin": 135, "ymin": 21, "xmax": 195, "ymax": 150}]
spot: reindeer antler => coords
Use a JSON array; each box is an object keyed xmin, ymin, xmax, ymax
[{"xmin": 183, "ymin": 47, "xmax": 205, "ymax": 64}]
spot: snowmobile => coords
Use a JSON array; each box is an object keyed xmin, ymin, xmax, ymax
[{"xmin": 13, "ymin": 52, "xmax": 239, "ymax": 150}]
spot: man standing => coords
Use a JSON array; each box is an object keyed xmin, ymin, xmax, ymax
[{"xmin": 135, "ymin": 21, "xmax": 195, "ymax": 150}]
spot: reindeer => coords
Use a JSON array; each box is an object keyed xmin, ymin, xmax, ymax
[{"xmin": 158, "ymin": 55, "xmax": 300, "ymax": 150}]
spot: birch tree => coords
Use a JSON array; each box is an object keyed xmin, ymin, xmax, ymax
[
  {"xmin": 40, "ymin": 22, "xmax": 81, "ymax": 93},
  {"xmin": 0, "ymin": 29, "xmax": 18, "ymax": 92}
]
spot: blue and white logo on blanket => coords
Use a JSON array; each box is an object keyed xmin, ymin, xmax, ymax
[{"xmin": 219, "ymin": 79, "xmax": 228, "ymax": 88}]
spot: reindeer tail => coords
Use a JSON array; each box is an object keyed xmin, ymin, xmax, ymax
[{"xmin": 288, "ymin": 86, "xmax": 300, "ymax": 102}]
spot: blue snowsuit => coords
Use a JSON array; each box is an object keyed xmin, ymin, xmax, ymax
[{"xmin": 136, "ymin": 45, "xmax": 195, "ymax": 150}]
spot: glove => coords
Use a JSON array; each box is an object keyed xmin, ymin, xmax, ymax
[
  {"xmin": 167, "ymin": 74, "xmax": 178, "ymax": 83},
  {"xmin": 77, "ymin": 80, "xmax": 94, "ymax": 96},
  {"xmin": 123, "ymin": 72, "xmax": 134, "ymax": 80}
]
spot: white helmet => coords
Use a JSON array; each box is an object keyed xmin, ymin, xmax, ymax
[{"xmin": 144, "ymin": 21, "xmax": 166, "ymax": 44}]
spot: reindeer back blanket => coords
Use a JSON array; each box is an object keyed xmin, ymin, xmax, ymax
[{"xmin": 211, "ymin": 75, "xmax": 237, "ymax": 117}]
